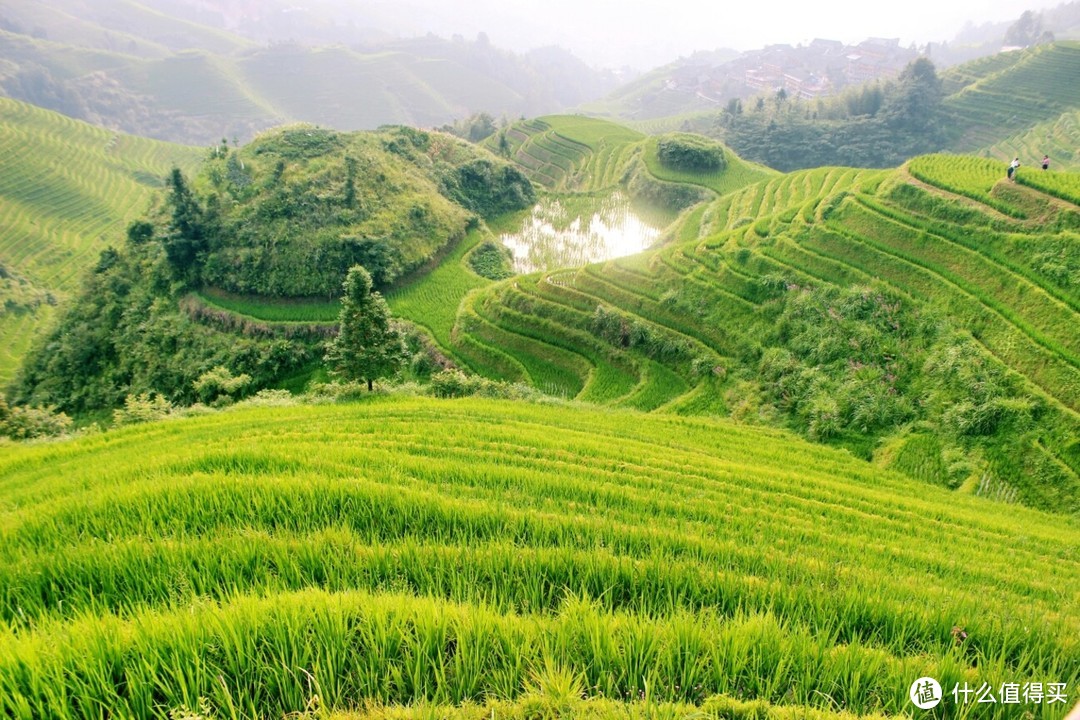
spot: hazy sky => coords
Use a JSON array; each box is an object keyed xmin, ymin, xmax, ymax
[{"xmin": 376, "ymin": 0, "xmax": 1062, "ymax": 68}]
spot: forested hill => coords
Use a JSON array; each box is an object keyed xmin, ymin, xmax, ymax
[{"xmin": 8, "ymin": 123, "xmax": 534, "ymax": 414}]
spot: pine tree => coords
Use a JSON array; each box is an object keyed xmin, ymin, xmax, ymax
[{"xmin": 324, "ymin": 265, "xmax": 406, "ymax": 391}]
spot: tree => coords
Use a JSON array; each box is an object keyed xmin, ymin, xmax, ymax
[
  {"xmin": 881, "ymin": 57, "xmax": 945, "ymax": 144},
  {"xmin": 163, "ymin": 168, "xmax": 208, "ymax": 282},
  {"xmin": 1004, "ymin": 11, "xmax": 1046, "ymax": 47},
  {"xmin": 324, "ymin": 265, "xmax": 406, "ymax": 391}
]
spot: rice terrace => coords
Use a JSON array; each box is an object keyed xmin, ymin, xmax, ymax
[{"xmin": 0, "ymin": 4, "xmax": 1079, "ymax": 720}]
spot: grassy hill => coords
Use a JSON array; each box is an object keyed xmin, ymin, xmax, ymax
[
  {"xmin": 0, "ymin": 395, "xmax": 1076, "ymax": 719},
  {"xmin": 0, "ymin": 97, "xmax": 202, "ymax": 385},
  {"xmin": 489, "ymin": 115, "xmax": 775, "ymax": 196},
  {"xmin": 445, "ymin": 156, "xmax": 1080, "ymax": 513}
]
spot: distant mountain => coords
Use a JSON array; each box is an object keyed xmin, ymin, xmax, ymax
[{"xmin": 0, "ymin": 0, "xmax": 616, "ymax": 145}]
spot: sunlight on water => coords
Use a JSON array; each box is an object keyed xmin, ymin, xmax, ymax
[{"xmin": 500, "ymin": 192, "xmax": 660, "ymax": 273}]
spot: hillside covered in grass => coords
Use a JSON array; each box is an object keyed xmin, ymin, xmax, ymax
[
  {"xmin": 942, "ymin": 41, "xmax": 1080, "ymax": 165},
  {"xmin": 0, "ymin": 396, "xmax": 1076, "ymax": 719},
  {"xmin": 446, "ymin": 155, "xmax": 1080, "ymax": 514},
  {"xmin": 0, "ymin": 97, "xmax": 202, "ymax": 385},
  {"xmin": 488, "ymin": 115, "xmax": 775, "ymax": 203},
  {"xmin": 9, "ymin": 115, "xmax": 770, "ymax": 418}
]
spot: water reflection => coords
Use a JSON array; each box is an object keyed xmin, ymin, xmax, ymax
[{"xmin": 500, "ymin": 193, "xmax": 660, "ymax": 273}]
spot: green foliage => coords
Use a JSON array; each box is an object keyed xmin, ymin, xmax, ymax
[
  {"xmin": 180, "ymin": 125, "xmax": 531, "ymax": 298},
  {"xmin": 440, "ymin": 112, "xmax": 499, "ymax": 143},
  {"xmin": 112, "ymin": 392, "xmax": 176, "ymax": 426},
  {"xmin": 655, "ymin": 133, "xmax": 726, "ymax": 172},
  {"xmin": 449, "ymin": 155, "xmax": 1080, "ymax": 511},
  {"xmin": 467, "ymin": 241, "xmax": 515, "ymax": 280},
  {"xmin": 193, "ymin": 366, "xmax": 252, "ymax": 405},
  {"xmin": 1004, "ymin": 10, "xmax": 1053, "ymax": 48},
  {"xmin": 0, "ymin": 397, "xmax": 72, "ymax": 439},
  {"xmin": 163, "ymin": 168, "xmax": 212, "ymax": 282},
  {"xmin": 9, "ymin": 233, "xmax": 316, "ymax": 415},
  {"xmin": 922, "ymin": 335, "xmax": 1041, "ymax": 437},
  {"xmin": 0, "ymin": 98, "xmax": 202, "ymax": 385},
  {"xmin": 324, "ymin": 266, "xmax": 408, "ymax": 391},
  {"xmin": 756, "ymin": 285, "xmax": 923, "ymax": 443},
  {"xmin": 446, "ymin": 159, "xmax": 537, "ymax": 218},
  {"xmin": 429, "ymin": 369, "xmax": 541, "ymax": 400},
  {"xmin": 676, "ymin": 58, "xmax": 951, "ymax": 171}
]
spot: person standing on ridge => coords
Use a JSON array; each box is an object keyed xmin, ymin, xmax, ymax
[
  {"xmin": 1041, "ymin": 154, "xmax": 1050, "ymax": 170},
  {"xmin": 1008, "ymin": 157, "xmax": 1020, "ymax": 181}
]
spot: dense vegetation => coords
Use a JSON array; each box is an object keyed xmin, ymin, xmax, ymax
[
  {"xmin": 0, "ymin": 397, "xmax": 1075, "ymax": 719},
  {"xmin": 2, "ymin": 29, "xmax": 1080, "ymax": 719},
  {"xmin": 0, "ymin": 98, "xmax": 202, "ymax": 384},
  {"xmin": 695, "ymin": 58, "xmax": 951, "ymax": 171},
  {"xmin": 6, "ymin": 123, "xmax": 533, "ymax": 414},
  {"xmin": 191, "ymin": 125, "xmax": 518, "ymax": 296},
  {"xmin": 655, "ymin": 133, "xmax": 726, "ymax": 172}
]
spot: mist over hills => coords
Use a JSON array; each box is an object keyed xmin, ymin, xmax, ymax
[{"xmin": 0, "ymin": 0, "xmax": 616, "ymax": 145}]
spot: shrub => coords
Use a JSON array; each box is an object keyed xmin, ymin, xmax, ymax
[
  {"xmin": 113, "ymin": 392, "xmax": 175, "ymax": 426},
  {"xmin": 0, "ymin": 399, "xmax": 72, "ymax": 440},
  {"xmin": 193, "ymin": 366, "xmax": 252, "ymax": 405},
  {"xmin": 656, "ymin": 133, "xmax": 726, "ymax": 172},
  {"xmin": 429, "ymin": 369, "xmax": 542, "ymax": 401},
  {"xmin": 467, "ymin": 241, "xmax": 515, "ymax": 280}
]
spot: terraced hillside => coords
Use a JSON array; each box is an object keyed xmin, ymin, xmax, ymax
[
  {"xmin": 943, "ymin": 42, "xmax": 1080, "ymax": 165},
  {"xmin": 449, "ymin": 157, "xmax": 1080, "ymax": 513},
  {"xmin": 0, "ymin": 98, "xmax": 202, "ymax": 384},
  {"xmin": 1, "ymin": 396, "xmax": 1076, "ymax": 719},
  {"xmin": 490, "ymin": 115, "xmax": 775, "ymax": 194}
]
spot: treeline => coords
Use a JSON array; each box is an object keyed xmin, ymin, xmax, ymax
[{"xmin": 688, "ymin": 58, "xmax": 955, "ymax": 171}]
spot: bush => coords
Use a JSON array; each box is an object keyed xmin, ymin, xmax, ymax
[
  {"xmin": 449, "ymin": 159, "xmax": 536, "ymax": 218},
  {"xmin": 468, "ymin": 241, "xmax": 516, "ymax": 280},
  {"xmin": 656, "ymin": 133, "xmax": 726, "ymax": 172},
  {"xmin": 429, "ymin": 369, "xmax": 542, "ymax": 401},
  {"xmin": 0, "ymin": 398, "xmax": 72, "ymax": 440},
  {"xmin": 113, "ymin": 392, "xmax": 175, "ymax": 426},
  {"xmin": 193, "ymin": 366, "xmax": 252, "ymax": 405},
  {"xmin": 431, "ymin": 369, "xmax": 475, "ymax": 398}
]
